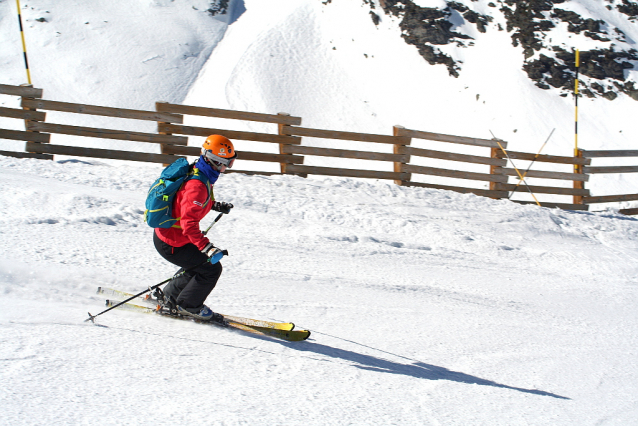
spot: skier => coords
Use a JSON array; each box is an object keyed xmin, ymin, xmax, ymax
[{"xmin": 152, "ymin": 134, "xmax": 237, "ymax": 321}]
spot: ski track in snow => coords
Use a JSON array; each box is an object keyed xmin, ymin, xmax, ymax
[{"xmin": 1, "ymin": 156, "xmax": 638, "ymax": 425}]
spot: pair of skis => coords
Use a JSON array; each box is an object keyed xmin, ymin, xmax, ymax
[{"xmin": 95, "ymin": 287, "xmax": 310, "ymax": 342}]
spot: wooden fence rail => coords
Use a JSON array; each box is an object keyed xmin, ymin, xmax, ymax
[
  {"xmin": 490, "ymin": 146, "xmax": 592, "ymax": 210},
  {"xmin": 2, "ymin": 83, "xmax": 638, "ymax": 214},
  {"xmin": 159, "ymin": 123, "xmax": 299, "ymax": 144},
  {"xmin": 397, "ymin": 127, "xmax": 509, "ymax": 198},
  {"xmin": 156, "ymin": 102, "xmax": 302, "ymax": 125},
  {"xmin": 580, "ymin": 149, "xmax": 638, "ymax": 214},
  {"xmin": 275, "ymin": 124, "xmax": 409, "ymax": 179},
  {"xmin": 0, "ymin": 83, "xmax": 189, "ymax": 163},
  {"xmin": 0, "ymin": 84, "xmax": 42, "ymax": 98},
  {"xmin": 22, "ymin": 99, "xmax": 183, "ymax": 123}
]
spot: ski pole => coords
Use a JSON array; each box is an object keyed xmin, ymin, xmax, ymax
[
  {"xmin": 203, "ymin": 212, "xmax": 224, "ymax": 235},
  {"xmin": 490, "ymin": 131, "xmax": 542, "ymax": 207},
  {"xmin": 508, "ymin": 129, "xmax": 555, "ymax": 199},
  {"xmin": 85, "ymin": 262, "xmax": 208, "ymax": 323},
  {"xmin": 85, "ymin": 213, "xmax": 227, "ymax": 323}
]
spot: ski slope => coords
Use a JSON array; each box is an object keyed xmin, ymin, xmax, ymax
[
  {"xmin": 2, "ymin": 0, "xmax": 638, "ymax": 423},
  {"xmin": 1, "ymin": 155, "xmax": 637, "ymax": 425}
]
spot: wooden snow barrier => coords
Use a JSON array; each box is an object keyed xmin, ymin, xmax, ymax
[
  {"xmin": 0, "ymin": 84, "xmax": 52, "ymax": 160},
  {"xmin": 0, "ymin": 84, "xmax": 185, "ymax": 164},
  {"xmin": 277, "ymin": 124, "xmax": 410, "ymax": 181},
  {"xmin": 154, "ymin": 102, "xmax": 303, "ymax": 173},
  {"xmin": 494, "ymin": 148, "xmax": 591, "ymax": 211},
  {"xmin": 581, "ymin": 149, "xmax": 638, "ymax": 215},
  {"xmin": 395, "ymin": 127, "xmax": 510, "ymax": 200},
  {"xmin": 2, "ymin": 83, "xmax": 638, "ymax": 214}
]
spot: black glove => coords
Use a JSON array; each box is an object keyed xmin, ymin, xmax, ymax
[{"xmin": 212, "ymin": 201, "xmax": 233, "ymax": 214}]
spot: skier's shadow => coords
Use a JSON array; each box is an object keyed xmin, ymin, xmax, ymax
[{"xmin": 285, "ymin": 339, "xmax": 570, "ymax": 400}]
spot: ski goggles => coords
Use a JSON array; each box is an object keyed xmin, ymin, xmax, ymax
[{"xmin": 203, "ymin": 149, "xmax": 237, "ymax": 168}]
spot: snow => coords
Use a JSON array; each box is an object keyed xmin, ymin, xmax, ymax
[
  {"xmin": 1, "ymin": 0, "xmax": 638, "ymax": 424},
  {"xmin": 2, "ymin": 155, "xmax": 638, "ymax": 425},
  {"xmin": 1, "ymin": 0, "xmax": 637, "ymax": 201}
]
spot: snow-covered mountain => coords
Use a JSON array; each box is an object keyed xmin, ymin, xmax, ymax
[
  {"xmin": 376, "ymin": 0, "xmax": 638, "ymax": 100},
  {"xmin": 1, "ymin": 0, "xmax": 636, "ymax": 143},
  {"xmin": 2, "ymin": 0, "xmax": 637, "ymax": 197}
]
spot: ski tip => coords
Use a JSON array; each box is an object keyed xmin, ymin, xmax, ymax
[{"xmin": 96, "ymin": 287, "xmax": 103, "ymax": 294}]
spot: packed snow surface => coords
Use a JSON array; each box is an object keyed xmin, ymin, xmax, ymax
[{"xmin": 1, "ymin": 155, "xmax": 637, "ymax": 425}]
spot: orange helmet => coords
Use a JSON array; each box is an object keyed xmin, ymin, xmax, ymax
[{"xmin": 201, "ymin": 134, "xmax": 237, "ymax": 169}]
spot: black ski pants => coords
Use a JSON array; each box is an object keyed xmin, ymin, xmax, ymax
[{"xmin": 153, "ymin": 232, "xmax": 222, "ymax": 311}]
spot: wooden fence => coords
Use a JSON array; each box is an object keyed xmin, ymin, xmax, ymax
[
  {"xmin": 155, "ymin": 102, "xmax": 302, "ymax": 175},
  {"xmin": 582, "ymin": 149, "xmax": 638, "ymax": 215},
  {"xmin": 1, "ymin": 83, "xmax": 636, "ymax": 214},
  {"xmin": 493, "ymin": 148, "xmax": 591, "ymax": 210}
]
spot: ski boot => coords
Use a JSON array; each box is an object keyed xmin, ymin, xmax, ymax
[
  {"xmin": 152, "ymin": 287, "xmax": 179, "ymax": 316},
  {"xmin": 177, "ymin": 305, "xmax": 228, "ymax": 326}
]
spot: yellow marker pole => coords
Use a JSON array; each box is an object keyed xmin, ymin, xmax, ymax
[
  {"xmin": 15, "ymin": 0, "xmax": 32, "ymax": 85},
  {"xmin": 572, "ymin": 49, "xmax": 586, "ymax": 205},
  {"xmin": 574, "ymin": 49, "xmax": 579, "ymax": 170}
]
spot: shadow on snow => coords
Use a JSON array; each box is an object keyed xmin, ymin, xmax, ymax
[{"xmin": 287, "ymin": 339, "xmax": 570, "ymax": 400}]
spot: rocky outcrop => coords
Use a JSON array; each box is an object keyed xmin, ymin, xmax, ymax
[
  {"xmin": 379, "ymin": 0, "xmax": 490, "ymax": 77},
  {"xmin": 351, "ymin": 0, "xmax": 638, "ymax": 101},
  {"xmin": 207, "ymin": 0, "xmax": 229, "ymax": 16},
  {"xmin": 500, "ymin": 0, "xmax": 638, "ymax": 100}
]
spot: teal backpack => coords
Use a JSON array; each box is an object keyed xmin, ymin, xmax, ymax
[{"xmin": 144, "ymin": 158, "xmax": 210, "ymax": 228}]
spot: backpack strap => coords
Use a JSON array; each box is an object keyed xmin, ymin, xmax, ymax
[
  {"xmin": 188, "ymin": 166, "xmax": 213, "ymax": 207},
  {"xmin": 168, "ymin": 166, "xmax": 213, "ymax": 229}
]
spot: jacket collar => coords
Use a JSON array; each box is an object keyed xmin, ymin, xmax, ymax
[{"xmin": 195, "ymin": 155, "xmax": 220, "ymax": 185}]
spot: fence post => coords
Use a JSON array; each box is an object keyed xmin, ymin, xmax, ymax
[
  {"xmin": 490, "ymin": 147, "xmax": 509, "ymax": 200},
  {"xmin": 277, "ymin": 112, "xmax": 296, "ymax": 175},
  {"xmin": 155, "ymin": 101, "xmax": 181, "ymax": 166},
  {"xmin": 574, "ymin": 148, "xmax": 585, "ymax": 206},
  {"xmin": 489, "ymin": 147, "xmax": 507, "ymax": 198},
  {"xmin": 393, "ymin": 125, "xmax": 411, "ymax": 186},
  {"xmin": 22, "ymin": 84, "xmax": 47, "ymax": 157}
]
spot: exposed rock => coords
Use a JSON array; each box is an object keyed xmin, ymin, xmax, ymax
[
  {"xmin": 523, "ymin": 47, "xmax": 638, "ymax": 99},
  {"xmin": 552, "ymin": 9, "xmax": 609, "ymax": 41},
  {"xmin": 498, "ymin": 0, "xmax": 638, "ymax": 100},
  {"xmin": 448, "ymin": 1, "xmax": 492, "ymax": 33},
  {"xmin": 380, "ymin": 0, "xmax": 467, "ymax": 76},
  {"xmin": 379, "ymin": 0, "xmax": 492, "ymax": 77},
  {"xmin": 617, "ymin": 0, "xmax": 638, "ymax": 21},
  {"xmin": 370, "ymin": 11, "xmax": 381, "ymax": 25},
  {"xmin": 500, "ymin": 0, "xmax": 557, "ymax": 58},
  {"xmin": 206, "ymin": 0, "xmax": 229, "ymax": 16},
  {"xmin": 338, "ymin": 0, "xmax": 638, "ymax": 100}
]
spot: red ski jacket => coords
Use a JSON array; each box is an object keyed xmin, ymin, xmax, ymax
[{"xmin": 154, "ymin": 178, "xmax": 214, "ymax": 250}]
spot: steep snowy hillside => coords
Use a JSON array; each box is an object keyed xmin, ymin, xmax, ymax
[
  {"xmin": 0, "ymin": 0, "xmax": 229, "ymax": 108},
  {"xmin": 2, "ymin": 0, "xmax": 636, "ymax": 153},
  {"xmin": 1, "ymin": 0, "xmax": 637, "ymax": 195},
  {"xmin": 182, "ymin": 0, "xmax": 638, "ymax": 198},
  {"xmin": 378, "ymin": 0, "xmax": 638, "ymax": 100},
  {"xmin": 1, "ymin": 155, "xmax": 638, "ymax": 425}
]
